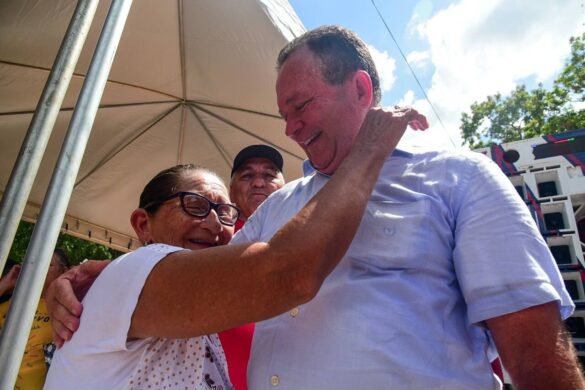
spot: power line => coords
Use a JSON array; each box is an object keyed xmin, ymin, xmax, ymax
[{"xmin": 370, "ymin": 0, "xmax": 457, "ymax": 147}]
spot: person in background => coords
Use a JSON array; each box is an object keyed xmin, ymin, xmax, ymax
[
  {"xmin": 0, "ymin": 258, "xmax": 20, "ymax": 303},
  {"xmin": 221, "ymin": 144, "xmax": 286, "ymax": 390},
  {"xmin": 229, "ymin": 144, "xmax": 285, "ymax": 232},
  {"xmin": 0, "ymin": 249, "xmax": 69, "ymax": 389}
]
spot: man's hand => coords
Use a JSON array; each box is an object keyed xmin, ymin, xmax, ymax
[
  {"xmin": 45, "ymin": 260, "xmax": 111, "ymax": 347},
  {"xmin": 0, "ymin": 264, "xmax": 21, "ymax": 296}
]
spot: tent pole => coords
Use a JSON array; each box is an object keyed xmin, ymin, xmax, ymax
[
  {"xmin": 0, "ymin": 0, "xmax": 99, "ymax": 275},
  {"xmin": 0, "ymin": 0, "xmax": 133, "ymax": 387}
]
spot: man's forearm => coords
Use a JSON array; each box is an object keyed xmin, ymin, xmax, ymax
[
  {"xmin": 510, "ymin": 330, "xmax": 583, "ymax": 390},
  {"xmin": 487, "ymin": 302, "xmax": 585, "ymax": 390}
]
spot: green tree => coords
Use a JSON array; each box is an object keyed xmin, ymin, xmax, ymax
[
  {"xmin": 461, "ymin": 33, "xmax": 585, "ymax": 148},
  {"xmin": 8, "ymin": 221, "xmax": 120, "ymax": 267}
]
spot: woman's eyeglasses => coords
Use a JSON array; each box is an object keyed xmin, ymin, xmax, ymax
[{"xmin": 142, "ymin": 191, "xmax": 239, "ymax": 226}]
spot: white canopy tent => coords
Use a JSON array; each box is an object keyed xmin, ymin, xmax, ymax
[
  {"xmin": 0, "ymin": 0, "xmax": 306, "ymax": 386},
  {"xmin": 0, "ymin": 0, "xmax": 306, "ymax": 251}
]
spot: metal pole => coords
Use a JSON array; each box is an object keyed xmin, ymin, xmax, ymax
[
  {"xmin": 0, "ymin": 0, "xmax": 100, "ymax": 274},
  {"xmin": 0, "ymin": 0, "xmax": 133, "ymax": 387}
]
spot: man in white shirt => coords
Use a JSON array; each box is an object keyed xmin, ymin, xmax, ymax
[{"xmin": 231, "ymin": 25, "xmax": 582, "ymax": 389}]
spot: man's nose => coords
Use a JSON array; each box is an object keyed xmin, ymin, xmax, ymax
[
  {"xmin": 251, "ymin": 175, "xmax": 266, "ymax": 188},
  {"xmin": 285, "ymin": 116, "xmax": 303, "ymax": 139}
]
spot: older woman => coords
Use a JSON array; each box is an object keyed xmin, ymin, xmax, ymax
[{"xmin": 44, "ymin": 108, "xmax": 424, "ymax": 389}]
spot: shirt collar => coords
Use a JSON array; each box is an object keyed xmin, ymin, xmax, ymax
[{"xmin": 302, "ymin": 148, "xmax": 412, "ymax": 178}]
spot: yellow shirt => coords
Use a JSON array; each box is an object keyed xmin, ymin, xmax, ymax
[{"xmin": 0, "ymin": 298, "xmax": 53, "ymax": 390}]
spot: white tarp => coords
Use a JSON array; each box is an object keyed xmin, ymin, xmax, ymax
[{"xmin": 0, "ymin": 0, "xmax": 306, "ymax": 250}]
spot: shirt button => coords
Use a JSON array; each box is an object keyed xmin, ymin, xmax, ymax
[
  {"xmin": 383, "ymin": 226, "xmax": 395, "ymax": 236},
  {"xmin": 270, "ymin": 375, "xmax": 280, "ymax": 386},
  {"xmin": 290, "ymin": 307, "xmax": 299, "ymax": 317}
]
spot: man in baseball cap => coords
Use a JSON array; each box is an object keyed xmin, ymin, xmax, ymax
[
  {"xmin": 224, "ymin": 144, "xmax": 285, "ymax": 390},
  {"xmin": 230, "ymin": 145, "xmax": 285, "ymax": 230}
]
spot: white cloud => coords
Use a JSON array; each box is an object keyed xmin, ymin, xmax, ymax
[
  {"xmin": 397, "ymin": 90, "xmax": 415, "ymax": 107},
  {"xmin": 404, "ymin": 0, "xmax": 583, "ymax": 149},
  {"xmin": 399, "ymin": 96, "xmax": 465, "ymax": 151},
  {"xmin": 390, "ymin": 90, "xmax": 463, "ymax": 150},
  {"xmin": 367, "ymin": 44, "xmax": 397, "ymax": 93},
  {"xmin": 407, "ymin": 0, "xmax": 434, "ymax": 36},
  {"xmin": 406, "ymin": 50, "xmax": 430, "ymax": 70},
  {"xmin": 395, "ymin": 90, "xmax": 462, "ymax": 151}
]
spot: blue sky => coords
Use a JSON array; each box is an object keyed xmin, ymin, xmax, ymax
[{"xmin": 288, "ymin": 0, "xmax": 584, "ymax": 149}]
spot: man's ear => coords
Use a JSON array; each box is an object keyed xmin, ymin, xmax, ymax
[
  {"xmin": 131, "ymin": 208, "xmax": 153, "ymax": 245},
  {"xmin": 353, "ymin": 70, "xmax": 374, "ymax": 108}
]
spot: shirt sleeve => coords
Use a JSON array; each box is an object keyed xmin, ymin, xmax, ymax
[
  {"xmin": 451, "ymin": 153, "xmax": 574, "ymax": 324},
  {"xmin": 70, "ymin": 244, "xmax": 185, "ymax": 352},
  {"xmin": 230, "ymin": 200, "xmax": 267, "ymax": 245}
]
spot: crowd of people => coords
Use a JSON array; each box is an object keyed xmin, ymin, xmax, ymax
[{"xmin": 2, "ymin": 25, "xmax": 584, "ymax": 389}]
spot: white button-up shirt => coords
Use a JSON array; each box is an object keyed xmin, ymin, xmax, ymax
[{"xmin": 232, "ymin": 149, "xmax": 573, "ymax": 389}]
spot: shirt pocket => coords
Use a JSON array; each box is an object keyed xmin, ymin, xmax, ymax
[{"xmin": 347, "ymin": 198, "xmax": 431, "ymax": 270}]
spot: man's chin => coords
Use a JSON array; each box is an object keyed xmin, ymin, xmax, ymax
[
  {"xmin": 311, "ymin": 161, "xmax": 336, "ymax": 175},
  {"xmin": 249, "ymin": 196, "xmax": 267, "ymax": 208},
  {"xmin": 308, "ymin": 151, "xmax": 346, "ymax": 175},
  {"xmin": 307, "ymin": 153, "xmax": 337, "ymax": 175}
]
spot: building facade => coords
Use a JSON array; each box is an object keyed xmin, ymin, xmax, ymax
[{"xmin": 475, "ymin": 128, "xmax": 585, "ymax": 369}]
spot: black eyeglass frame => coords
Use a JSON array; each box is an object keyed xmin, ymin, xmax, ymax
[{"xmin": 141, "ymin": 191, "xmax": 240, "ymax": 226}]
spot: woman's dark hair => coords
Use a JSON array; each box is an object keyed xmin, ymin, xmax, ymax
[
  {"xmin": 0, "ymin": 258, "xmax": 19, "ymax": 302},
  {"xmin": 52, "ymin": 248, "xmax": 70, "ymax": 270},
  {"xmin": 1, "ymin": 258, "xmax": 19, "ymax": 278},
  {"xmin": 277, "ymin": 25, "xmax": 381, "ymax": 105},
  {"xmin": 139, "ymin": 164, "xmax": 226, "ymax": 214}
]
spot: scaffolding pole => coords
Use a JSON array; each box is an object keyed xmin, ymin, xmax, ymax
[
  {"xmin": 0, "ymin": 0, "xmax": 133, "ymax": 387},
  {"xmin": 0, "ymin": 0, "xmax": 100, "ymax": 275}
]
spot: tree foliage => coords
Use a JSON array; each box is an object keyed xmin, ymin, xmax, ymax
[
  {"xmin": 461, "ymin": 33, "xmax": 585, "ymax": 148},
  {"xmin": 8, "ymin": 221, "xmax": 120, "ymax": 267}
]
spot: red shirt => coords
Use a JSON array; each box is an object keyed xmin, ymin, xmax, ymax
[
  {"xmin": 234, "ymin": 218, "xmax": 246, "ymax": 233},
  {"xmin": 219, "ymin": 324, "xmax": 254, "ymax": 390},
  {"xmin": 219, "ymin": 218, "xmax": 253, "ymax": 390}
]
